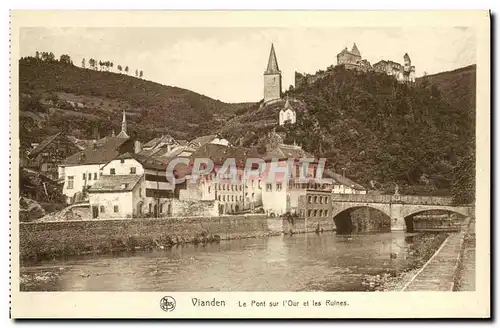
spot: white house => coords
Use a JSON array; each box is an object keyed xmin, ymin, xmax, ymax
[
  {"xmin": 101, "ymin": 152, "xmax": 176, "ymax": 217},
  {"xmin": 58, "ymin": 112, "xmax": 136, "ymax": 203},
  {"xmin": 279, "ymin": 98, "xmax": 296, "ymax": 126},
  {"xmin": 324, "ymin": 170, "xmax": 367, "ymax": 194},
  {"xmin": 88, "ymin": 174, "xmax": 144, "ymax": 219},
  {"xmin": 59, "ymin": 137, "xmax": 136, "ymax": 203}
]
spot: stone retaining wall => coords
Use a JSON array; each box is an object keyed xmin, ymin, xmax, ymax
[{"xmin": 20, "ymin": 214, "xmax": 270, "ymax": 262}]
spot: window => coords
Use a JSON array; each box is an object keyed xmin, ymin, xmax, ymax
[
  {"xmin": 319, "ymin": 197, "xmax": 323, "ymax": 204},
  {"xmin": 149, "ymin": 204, "xmax": 152, "ymax": 214},
  {"xmin": 100, "ymin": 172, "xmax": 103, "ymax": 177},
  {"xmin": 139, "ymin": 188, "xmax": 142, "ymax": 197},
  {"xmin": 308, "ymin": 209, "xmax": 312, "ymax": 217},
  {"xmin": 223, "ymin": 195, "xmax": 226, "ymax": 201},
  {"xmin": 218, "ymin": 195, "xmax": 221, "ymax": 201},
  {"xmin": 231, "ymin": 195, "xmax": 234, "ymax": 202},
  {"xmin": 266, "ymin": 183, "xmax": 272, "ymax": 192},
  {"xmin": 160, "ymin": 204, "xmax": 163, "ymax": 213},
  {"xmin": 276, "ymin": 183, "xmax": 282, "ymax": 191},
  {"xmin": 82, "ymin": 173, "xmax": 86, "ymax": 180},
  {"xmin": 313, "ymin": 210, "xmax": 317, "ymax": 217},
  {"xmin": 67, "ymin": 176, "xmax": 74, "ymax": 189},
  {"xmin": 324, "ymin": 210, "xmax": 329, "ymax": 217},
  {"xmin": 314, "ymin": 196, "xmax": 318, "ymax": 203},
  {"xmin": 114, "ymin": 205, "xmax": 119, "ymax": 213},
  {"xmin": 208, "ymin": 186, "xmax": 211, "ymax": 194},
  {"xmin": 130, "ymin": 167, "xmax": 136, "ymax": 174},
  {"xmin": 110, "ymin": 168, "xmax": 116, "ymax": 175},
  {"xmin": 100, "ymin": 205, "xmax": 105, "ymax": 213},
  {"xmin": 308, "ymin": 196, "xmax": 312, "ymax": 204},
  {"xmin": 120, "ymin": 159, "xmax": 125, "ymax": 164},
  {"xmin": 223, "ymin": 184, "xmax": 226, "ymax": 191},
  {"xmin": 94, "ymin": 173, "xmax": 97, "ymax": 180},
  {"xmin": 88, "ymin": 173, "xmax": 92, "ymax": 180}
]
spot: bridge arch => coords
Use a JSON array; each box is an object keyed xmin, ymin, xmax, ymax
[
  {"xmin": 402, "ymin": 206, "xmax": 469, "ymax": 232},
  {"xmin": 331, "ymin": 205, "xmax": 391, "ymax": 234},
  {"xmin": 402, "ymin": 205, "xmax": 470, "ymax": 220}
]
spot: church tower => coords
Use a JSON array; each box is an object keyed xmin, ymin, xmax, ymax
[
  {"xmin": 263, "ymin": 44, "xmax": 282, "ymax": 103},
  {"xmin": 117, "ymin": 110, "xmax": 129, "ymax": 138}
]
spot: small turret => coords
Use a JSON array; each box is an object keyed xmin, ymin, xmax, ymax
[{"xmin": 351, "ymin": 43, "xmax": 361, "ymax": 57}]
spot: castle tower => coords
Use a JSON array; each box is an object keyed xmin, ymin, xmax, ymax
[
  {"xmin": 351, "ymin": 43, "xmax": 361, "ymax": 57},
  {"xmin": 263, "ymin": 43, "xmax": 282, "ymax": 103},
  {"xmin": 404, "ymin": 53, "xmax": 411, "ymax": 71},
  {"xmin": 117, "ymin": 110, "xmax": 129, "ymax": 138}
]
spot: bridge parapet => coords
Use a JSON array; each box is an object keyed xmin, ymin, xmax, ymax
[{"xmin": 330, "ymin": 193, "xmax": 456, "ymax": 206}]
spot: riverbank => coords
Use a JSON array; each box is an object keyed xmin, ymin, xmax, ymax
[
  {"xmin": 454, "ymin": 218, "xmax": 475, "ymax": 291},
  {"xmin": 401, "ymin": 218, "xmax": 472, "ymax": 291},
  {"xmin": 359, "ymin": 232, "xmax": 449, "ymax": 291}
]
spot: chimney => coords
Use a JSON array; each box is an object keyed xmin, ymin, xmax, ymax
[{"xmin": 134, "ymin": 140, "xmax": 142, "ymax": 154}]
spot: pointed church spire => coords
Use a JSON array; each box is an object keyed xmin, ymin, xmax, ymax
[
  {"xmin": 117, "ymin": 110, "xmax": 129, "ymax": 138},
  {"xmin": 265, "ymin": 43, "xmax": 280, "ymax": 74}
]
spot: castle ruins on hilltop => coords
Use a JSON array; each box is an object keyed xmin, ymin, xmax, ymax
[
  {"xmin": 294, "ymin": 42, "xmax": 416, "ymax": 89},
  {"xmin": 336, "ymin": 43, "xmax": 416, "ymax": 83}
]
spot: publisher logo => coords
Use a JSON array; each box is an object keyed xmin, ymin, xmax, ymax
[{"xmin": 160, "ymin": 296, "xmax": 176, "ymax": 312}]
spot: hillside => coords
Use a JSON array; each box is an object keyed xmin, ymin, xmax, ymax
[
  {"xmin": 416, "ymin": 64, "xmax": 476, "ymax": 112},
  {"xmin": 18, "ymin": 56, "xmax": 254, "ymax": 149},
  {"xmin": 224, "ymin": 65, "xmax": 475, "ymax": 200}
]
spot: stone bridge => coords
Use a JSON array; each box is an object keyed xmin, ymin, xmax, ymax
[{"xmin": 329, "ymin": 194, "xmax": 474, "ymax": 231}]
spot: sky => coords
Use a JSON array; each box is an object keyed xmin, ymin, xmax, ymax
[{"xmin": 20, "ymin": 27, "xmax": 476, "ymax": 103}]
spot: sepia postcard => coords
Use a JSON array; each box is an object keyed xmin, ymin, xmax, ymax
[{"xmin": 10, "ymin": 10, "xmax": 490, "ymax": 319}]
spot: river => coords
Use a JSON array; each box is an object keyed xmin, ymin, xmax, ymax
[{"xmin": 20, "ymin": 231, "xmax": 446, "ymax": 292}]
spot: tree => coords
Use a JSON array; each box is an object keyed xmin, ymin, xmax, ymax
[
  {"xmin": 117, "ymin": 65, "xmax": 122, "ymax": 73},
  {"xmin": 81, "ymin": 58, "xmax": 86, "ymax": 69},
  {"xmin": 139, "ymin": 70, "xmax": 143, "ymax": 78},
  {"xmin": 135, "ymin": 69, "xmax": 138, "ymax": 77},
  {"xmin": 59, "ymin": 54, "xmax": 72, "ymax": 64},
  {"xmin": 451, "ymin": 153, "xmax": 475, "ymax": 205},
  {"xmin": 125, "ymin": 66, "xmax": 129, "ymax": 74},
  {"xmin": 35, "ymin": 51, "xmax": 40, "ymax": 59},
  {"xmin": 89, "ymin": 58, "xmax": 95, "ymax": 70}
]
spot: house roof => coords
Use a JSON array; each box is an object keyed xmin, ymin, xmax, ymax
[
  {"xmin": 88, "ymin": 174, "xmax": 143, "ymax": 193},
  {"xmin": 263, "ymin": 143, "xmax": 315, "ymax": 161},
  {"xmin": 62, "ymin": 137, "xmax": 131, "ymax": 166},
  {"xmin": 29, "ymin": 133, "xmax": 63, "ymax": 157},
  {"xmin": 112, "ymin": 152, "xmax": 170, "ymax": 170},
  {"xmin": 188, "ymin": 134, "xmax": 217, "ymax": 148},
  {"xmin": 324, "ymin": 169, "xmax": 366, "ymax": 190},
  {"xmin": 142, "ymin": 135, "xmax": 177, "ymax": 149},
  {"xmin": 188, "ymin": 144, "xmax": 258, "ymax": 171}
]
